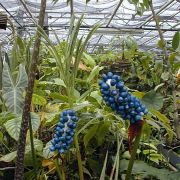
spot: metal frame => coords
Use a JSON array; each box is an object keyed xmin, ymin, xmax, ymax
[{"xmin": 0, "ymin": 0, "xmax": 179, "ymax": 53}]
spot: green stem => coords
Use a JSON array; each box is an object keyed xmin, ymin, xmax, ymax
[
  {"xmin": 125, "ymin": 127, "xmax": 143, "ymax": 180},
  {"xmin": 74, "ymin": 135, "xmax": 84, "ymax": 180},
  {"xmin": 29, "ymin": 114, "xmax": 38, "ymax": 179},
  {"xmin": 54, "ymin": 158, "xmax": 66, "ymax": 180}
]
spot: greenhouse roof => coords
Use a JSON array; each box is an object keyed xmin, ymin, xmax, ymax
[{"xmin": 0, "ymin": 0, "xmax": 179, "ymax": 53}]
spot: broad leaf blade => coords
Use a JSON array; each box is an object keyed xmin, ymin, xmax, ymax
[
  {"xmin": 2, "ymin": 62, "xmax": 28, "ymax": 114},
  {"xmin": 141, "ymin": 90, "xmax": 163, "ymax": 110}
]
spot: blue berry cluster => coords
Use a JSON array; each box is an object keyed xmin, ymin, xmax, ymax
[
  {"xmin": 50, "ymin": 110, "xmax": 79, "ymax": 154},
  {"xmin": 99, "ymin": 72, "xmax": 148, "ymax": 124}
]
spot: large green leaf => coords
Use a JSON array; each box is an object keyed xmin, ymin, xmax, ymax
[
  {"xmin": 83, "ymin": 124, "xmax": 99, "ymax": 147},
  {"xmin": 4, "ymin": 113, "xmax": 40, "ymax": 141},
  {"xmin": 25, "ymin": 139, "xmax": 43, "ymax": 153},
  {"xmin": 150, "ymin": 109, "xmax": 173, "ymax": 141},
  {"xmin": 4, "ymin": 117, "xmax": 21, "ymax": 141},
  {"xmin": 0, "ymin": 139, "xmax": 43, "ymax": 162},
  {"xmin": 141, "ymin": 90, "xmax": 163, "ymax": 110},
  {"xmin": 90, "ymin": 91, "xmax": 102, "ymax": 105},
  {"xmin": 120, "ymin": 160, "xmax": 180, "ymax": 180},
  {"xmin": 83, "ymin": 52, "xmax": 96, "ymax": 67},
  {"xmin": 96, "ymin": 121, "xmax": 111, "ymax": 146},
  {"xmin": 172, "ymin": 31, "xmax": 180, "ymax": 50},
  {"xmin": 87, "ymin": 66, "xmax": 103, "ymax": 83},
  {"xmin": 0, "ymin": 151, "xmax": 17, "ymax": 162},
  {"xmin": 32, "ymin": 94, "xmax": 47, "ymax": 106},
  {"xmin": 2, "ymin": 62, "xmax": 28, "ymax": 114}
]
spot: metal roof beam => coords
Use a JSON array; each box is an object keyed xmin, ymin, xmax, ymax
[{"xmin": 138, "ymin": 0, "xmax": 175, "ymax": 28}]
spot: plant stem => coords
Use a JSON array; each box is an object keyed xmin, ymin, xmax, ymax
[
  {"xmin": 54, "ymin": 158, "xmax": 66, "ymax": 180},
  {"xmin": 149, "ymin": 0, "xmax": 180, "ymax": 139},
  {"xmin": 29, "ymin": 114, "xmax": 38, "ymax": 179},
  {"xmin": 14, "ymin": 1, "xmax": 46, "ymax": 179},
  {"xmin": 74, "ymin": 135, "xmax": 84, "ymax": 180},
  {"xmin": 125, "ymin": 126, "xmax": 143, "ymax": 180}
]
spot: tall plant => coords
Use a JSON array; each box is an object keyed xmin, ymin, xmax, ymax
[
  {"xmin": 14, "ymin": 0, "xmax": 47, "ymax": 179},
  {"xmin": 40, "ymin": 14, "xmax": 100, "ymax": 180}
]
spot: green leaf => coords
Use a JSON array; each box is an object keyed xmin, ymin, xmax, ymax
[
  {"xmin": 43, "ymin": 141, "xmax": 54, "ymax": 159},
  {"xmin": 146, "ymin": 119, "xmax": 160, "ymax": 130},
  {"xmin": 32, "ymin": 94, "xmax": 47, "ymax": 106},
  {"xmin": 73, "ymin": 88, "xmax": 80, "ymax": 100},
  {"xmin": 132, "ymin": 0, "xmax": 139, "ymax": 5},
  {"xmin": 150, "ymin": 109, "xmax": 173, "ymax": 141},
  {"xmin": 53, "ymin": 78, "xmax": 66, "ymax": 87},
  {"xmin": 83, "ymin": 124, "xmax": 99, "ymax": 147},
  {"xmin": 90, "ymin": 91, "xmax": 102, "ymax": 105},
  {"xmin": 50, "ymin": 92, "xmax": 69, "ymax": 102},
  {"xmin": 157, "ymin": 40, "xmax": 164, "ymax": 49},
  {"xmin": 83, "ymin": 52, "xmax": 96, "ymax": 67},
  {"xmin": 87, "ymin": 66, "xmax": 103, "ymax": 83},
  {"xmin": 4, "ymin": 113, "xmax": 40, "ymax": 141},
  {"xmin": 30, "ymin": 112, "xmax": 40, "ymax": 132},
  {"xmin": 26, "ymin": 139, "xmax": 43, "ymax": 153},
  {"xmin": 161, "ymin": 72, "xmax": 170, "ymax": 81},
  {"xmin": 132, "ymin": 91, "xmax": 145, "ymax": 99},
  {"xmin": 73, "ymin": 101, "xmax": 91, "ymax": 111},
  {"xmin": 141, "ymin": 90, "xmax": 163, "ymax": 110},
  {"xmin": 143, "ymin": 149, "xmax": 157, "ymax": 155},
  {"xmin": 172, "ymin": 31, "xmax": 180, "ymax": 50},
  {"xmin": 0, "ymin": 112, "xmax": 16, "ymax": 126},
  {"xmin": 122, "ymin": 151, "xmax": 131, "ymax": 159},
  {"xmin": 17, "ymin": 36, "xmax": 25, "ymax": 52},
  {"xmin": 150, "ymin": 109, "xmax": 170, "ymax": 126},
  {"xmin": 0, "ymin": 131, "xmax": 3, "ymax": 142},
  {"xmin": 99, "ymin": 151, "xmax": 108, "ymax": 180},
  {"xmin": 2, "ymin": 62, "xmax": 28, "ymax": 114},
  {"xmin": 96, "ymin": 121, "xmax": 111, "ymax": 146},
  {"xmin": 4, "ymin": 117, "xmax": 21, "ymax": 141},
  {"xmin": 143, "ymin": 0, "xmax": 149, "ymax": 8},
  {"xmin": 120, "ymin": 160, "xmax": 180, "ymax": 180},
  {"xmin": 0, "ymin": 151, "xmax": 17, "ymax": 162}
]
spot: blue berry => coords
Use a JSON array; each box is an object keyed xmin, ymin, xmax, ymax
[
  {"xmin": 62, "ymin": 111, "xmax": 68, "ymax": 116},
  {"xmin": 117, "ymin": 96, "xmax": 123, "ymax": 103},
  {"xmin": 110, "ymin": 103, "xmax": 116, "ymax": 110},
  {"xmin": 50, "ymin": 146, "xmax": 56, "ymax": 151},
  {"xmin": 59, "ymin": 136, "xmax": 65, "ymax": 141},
  {"xmin": 120, "ymin": 92, "xmax": 127, "ymax": 98},
  {"xmin": 68, "ymin": 122, "xmax": 76, "ymax": 129},
  {"xmin": 61, "ymin": 116, "xmax": 69, "ymax": 122},
  {"xmin": 101, "ymin": 83, "xmax": 110, "ymax": 90},
  {"xmin": 110, "ymin": 79, "xmax": 116, "ymax": 86},
  {"xmin": 68, "ymin": 110, "xmax": 76, "ymax": 116},
  {"xmin": 66, "ymin": 136, "xmax": 72, "ymax": 140},
  {"xmin": 118, "ymin": 106, "xmax": 124, "ymax": 111},
  {"xmin": 59, "ymin": 149, "xmax": 65, "ymax": 154},
  {"xmin": 107, "ymin": 72, "xmax": 113, "ymax": 78},
  {"xmin": 54, "ymin": 137, "xmax": 59, "ymax": 143},
  {"xmin": 103, "ymin": 90, "xmax": 110, "ymax": 95},
  {"xmin": 135, "ymin": 115, "xmax": 142, "ymax": 121},
  {"xmin": 71, "ymin": 116, "xmax": 78, "ymax": 121},
  {"xmin": 102, "ymin": 74, "xmax": 108, "ymax": 81},
  {"xmin": 112, "ymin": 75, "xmax": 120, "ymax": 81},
  {"xmin": 116, "ymin": 82, "xmax": 124, "ymax": 89},
  {"xmin": 109, "ymin": 97, "xmax": 115, "ymax": 103},
  {"xmin": 58, "ymin": 122, "xmax": 65, "ymax": 128},
  {"xmin": 99, "ymin": 80, "xmax": 104, "ymax": 85},
  {"xmin": 111, "ymin": 90, "xmax": 118, "ymax": 96}
]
